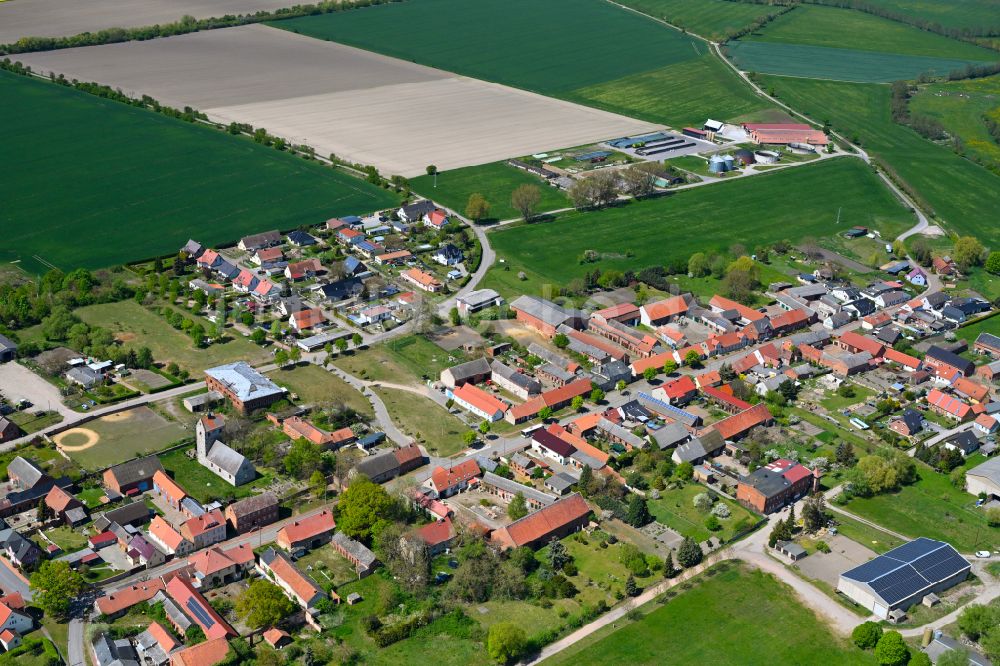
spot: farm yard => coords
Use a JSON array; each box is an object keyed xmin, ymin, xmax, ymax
[
  {"xmin": 614, "ymin": 0, "xmax": 778, "ymax": 41},
  {"xmin": 484, "ymin": 158, "xmax": 914, "ymax": 297},
  {"xmin": 759, "ymin": 75, "xmax": 1000, "ymax": 247},
  {"xmin": 53, "ymin": 406, "xmax": 190, "ymax": 470},
  {"xmin": 268, "ymin": 0, "xmax": 772, "ymax": 127},
  {"xmin": 541, "ymin": 563, "xmax": 872, "ymax": 665},
  {"xmin": 0, "ymin": 67, "xmax": 397, "ymax": 274},
  {"xmin": 18, "ymin": 25, "xmax": 659, "ymax": 178}
]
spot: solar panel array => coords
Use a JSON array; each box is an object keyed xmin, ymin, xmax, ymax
[
  {"xmin": 186, "ymin": 596, "xmax": 216, "ymax": 629},
  {"xmin": 842, "ymin": 538, "xmax": 969, "ymax": 606}
]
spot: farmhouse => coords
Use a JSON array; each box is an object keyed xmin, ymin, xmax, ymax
[
  {"xmin": 737, "ymin": 458, "xmax": 817, "ymax": 514},
  {"xmin": 259, "ymin": 548, "xmax": 327, "ymax": 611},
  {"xmin": 837, "ymin": 538, "xmax": 970, "ymax": 619},
  {"xmin": 510, "ymin": 295, "xmax": 584, "ymax": 337},
  {"xmin": 204, "ymin": 362, "xmax": 286, "ymax": 414},
  {"xmin": 481, "ymin": 472, "xmax": 556, "ymax": 509},
  {"xmin": 165, "ymin": 575, "xmax": 237, "ymax": 640},
  {"xmin": 180, "ymin": 509, "xmax": 226, "ymax": 550},
  {"xmin": 103, "ymin": 456, "xmax": 164, "ymax": 496},
  {"xmin": 490, "ymin": 493, "xmax": 591, "ymax": 550},
  {"xmin": 440, "ymin": 357, "xmax": 492, "ymax": 388},
  {"xmin": 448, "ymin": 383, "xmax": 507, "ymax": 421},
  {"xmin": 147, "ymin": 516, "xmax": 193, "ymax": 557},
  {"xmin": 924, "ymin": 346, "xmax": 974, "ymax": 377},
  {"xmin": 925, "ymin": 389, "xmax": 974, "ymax": 422},
  {"xmin": 639, "ymin": 295, "xmax": 692, "ymax": 326},
  {"xmin": 224, "ymin": 491, "xmax": 279, "ymax": 534},
  {"xmin": 425, "ymin": 459, "xmax": 481, "ymax": 499},
  {"xmin": 94, "ymin": 580, "xmax": 165, "ymax": 618},
  {"xmin": 975, "ymin": 333, "xmax": 1000, "ymax": 357},
  {"xmin": 490, "ymin": 360, "xmax": 542, "ymax": 399},
  {"xmin": 277, "ymin": 510, "xmax": 335, "ymax": 554}
]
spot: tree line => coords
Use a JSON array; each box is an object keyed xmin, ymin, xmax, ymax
[{"xmin": 0, "ymin": 0, "xmax": 406, "ymax": 55}]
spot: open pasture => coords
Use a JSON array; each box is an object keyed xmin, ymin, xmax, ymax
[
  {"xmin": 759, "ymin": 75, "xmax": 1000, "ymax": 247},
  {"xmin": 19, "ymin": 25, "xmax": 659, "ymax": 178},
  {"xmin": 485, "ymin": 158, "xmax": 913, "ymax": 295},
  {"xmin": 727, "ymin": 41, "xmax": 992, "ymax": 83},
  {"xmin": 909, "ymin": 73, "xmax": 1000, "ymax": 171},
  {"xmin": 614, "ymin": 0, "xmax": 777, "ymax": 41},
  {"xmin": 0, "ymin": 66, "xmax": 397, "ymax": 272},
  {"xmin": 268, "ymin": 0, "xmax": 772, "ymax": 127}
]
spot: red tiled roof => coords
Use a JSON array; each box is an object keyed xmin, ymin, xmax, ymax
[
  {"xmin": 709, "ymin": 295, "xmax": 765, "ymax": 322},
  {"xmin": 926, "ymin": 389, "xmax": 973, "ymax": 419},
  {"xmin": 630, "ymin": 351, "xmax": 676, "ymax": 375},
  {"xmin": 153, "ymin": 470, "xmax": 187, "ymax": 505},
  {"xmin": 148, "ymin": 515, "xmax": 187, "ymax": 552},
  {"xmin": 542, "ymin": 379, "xmax": 592, "ymax": 408},
  {"xmin": 954, "ymin": 377, "xmax": 990, "ymax": 403},
  {"xmin": 402, "ymin": 268, "xmax": 442, "ymax": 290},
  {"xmin": 547, "ymin": 424, "xmax": 609, "ymax": 466},
  {"xmin": 976, "ymin": 413, "xmax": 997, "ymax": 429},
  {"xmin": 508, "ymin": 396, "xmax": 547, "ymax": 421},
  {"xmin": 883, "ymin": 348, "xmax": 921, "ymax": 370},
  {"xmin": 278, "ymin": 510, "xmax": 335, "ymax": 546},
  {"xmin": 641, "ymin": 296, "xmax": 690, "ymax": 321},
  {"xmin": 770, "ymin": 308, "xmax": 809, "ymax": 331},
  {"xmin": 414, "ymin": 517, "xmax": 455, "ymax": 547},
  {"xmin": 663, "ymin": 375, "xmax": 697, "ymax": 400},
  {"xmin": 695, "ymin": 370, "xmax": 721, "ymax": 388},
  {"xmin": 394, "ymin": 444, "xmax": 424, "ymax": 467},
  {"xmin": 286, "ymin": 258, "xmax": 322, "ymax": 279},
  {"xmin": 189, "ymin": 547, "xmax": 235, "ymax": 576},
  {"xmin": 452, "ymin": 383, "xmax": 507, "ymax": 417},
  {"xmin": 256, "ymin": 247, "xmax": 283, "ymax": 262},
  {"xmin": 291, "ymin": 307, "xmax": 326, "ymax": 330},
  {"xmin": 593, "ymin": 302, "xmax": 640, "ymax": 321},
  {"xmin": 430, "ymin": 459, "xmax": 481, "ymax": 493},
  {"xmin": 222, "ymin": 543, "xmax": 255, "ymax": 566},
  {"xmin": 263, "ymin": 628, "xmax": 290, "ymax": 647},
  {"xmin": 264, "ymin": 551, "xmax": 323, "ymax": 606},
  {"xmin": 838, "ymin": 330, "xmax": 885, "ymax": 357},
  {"xmin": 148, "ymin": 622, "xmax": 180, "ymax": 653},
  {"xmin": 166, "ymin": 576, "xmax": 235, "ymax": 640},
  {"xmin": 701, "ymin": 385, "xmax": 752, "ymax": 411},
  {"xmin": 45, "ymin": 485, "xmax": 79, "ymax": 513},
  {"xmin": 183, "ymin": 509, "xmax": 225, "ymax": 538},
  {"xmin": 96, "ymin": 580, "xmax": 165, "ymax": 616},
  {"xmin": 170, "ymin": 636, "xmax": 231, "ymax": 666},
  {"xmin": 253, "ymin": 279, "xmax": 276, "ymax": 296},
  {"xmin": 0, "ymin": 593, "xmax": 24, "ymax": 610},
  {"xmin": 491, "ymin": 494, "xmax": 590, "ymax": 549},
  {"xmin": 709, "ymin": 403, "xmax": 772, "ymax": 440}
]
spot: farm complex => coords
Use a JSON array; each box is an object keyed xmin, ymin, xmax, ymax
[{"xmin": 2, "ymin": 0, "xmax": 1000, "ymax": 664}]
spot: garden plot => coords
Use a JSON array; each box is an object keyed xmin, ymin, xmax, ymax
[{"xmin": 19, "ymin": 25, "xmax": 661, "ymax": 177}]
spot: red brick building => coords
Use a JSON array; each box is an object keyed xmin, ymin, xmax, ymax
[{"xmin": 737, "ymin": 459, "xmax": 818, "ymax": 514}]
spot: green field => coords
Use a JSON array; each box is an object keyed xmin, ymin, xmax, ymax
[
  {"xmin": 483, "ymin": 158, "xmax": 913, "ymax": 297},
  {"xmin": 373, "ymin": 388, "xmax": 470, "ymax": 457},
  {"xmin": 647, "ymin": 484, "xmax": 757, "ymax": 542},
  {"xmin": 410, "ymin": 162, "xmax": 570, "ymax": 222},
  {"xmin": 333, "ymin": 334, "xmax": 464, "ymax": 385},
  {"xmin": 727, "ymin": 41, "xmax": 993, "ymax": 83},
  {"xmin": 909, "ymin": 74, "xmax": 1000, "ymax": 171},
  {"xmin": 748, "ymin": 5, "xmax": 999, "ymax": 61},
  {"xmin": 844, "ymin": 461, "xmax": 997, "ymax": 553},
  {"xmin": 269, "ymin": 0, "xmax": 771, "ymax": 127},
  {"xmin": 267, "ymin": 363, "xmax": 372, "ymax": 417},
  {"xmin": 759, "ymin": 75, "xmax": 1000, "ymax": 246},
  {"xmin": 614, "ymin": 0, "xmax": 777, "ymax": 40},
  {"xmin": 56, "ymin": 406, "xmax": 189, "ymax": 470},
  {"xmin": 858, "ymin": 0, "xmax": 1000, "ymax": 32},
  {"xmin": 0, "ymin": 70, "xmax": 398, "ymax": 274},
  {"xmin": 74, "ymin": 300, "xmax": 270, "ymax": 373},
  {"xmin": 957, "ymin": 313, "xmax": 1000, "ymax": 344},
  {"xmin": 542, "ymin": 562, "xmax": 872, "ymax": 665}
]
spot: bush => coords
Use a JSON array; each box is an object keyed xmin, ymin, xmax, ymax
[
  {"xmin": 815, "ymin": 540, "xmax": 831, "ymax": 553},
  {"xmin": 874, "ymin": 631, "xmax": 909, "ymax": 666},
  {"xmin": 852, "ymin": 621, "xmax": 883, "ymax": 650}
]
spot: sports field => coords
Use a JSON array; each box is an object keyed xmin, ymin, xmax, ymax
[
  {"xmin": 484, "ymin": 158, "xmax": 914, "ymax": 296},
  {"xmin": 268, "ymin": 0, "xmax": 771, "ymax": 127},
  {"xmin": 0, "ymin": 68, "xmax": 398, "ymax": 273},
  {"xmin": 542, "ymin": 563, "xmax": 871, "ymax": 665},
  {"xmin": 727, "ymin": 41, "xmax": 992, "ymax": 83},
  {"xmin": 909, "ymin": 73, "xmax": 1000, "ymax": 170},
  {"xmin": 759, "ymin": 75, "xmax": 1000, "ymax": 247},
  {"xmin": 613, "ymin": 0, "xmax": 776, "ymax": 40},
  {"xmin": 747, "ymin": 5, "xmax": 999, "ymax": 61},
  {"xmin": 54, "ymin": 406, "xmax": 189, "ymax": 470},
  {"xmin": 409, "ymin": 162, "xmax": 570, "ymax": 222}
]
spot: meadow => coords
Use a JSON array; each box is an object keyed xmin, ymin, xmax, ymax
[
  {"xmin": 266, "ymin": 363, "xmax": 372, "ymax": 417},
  {"xmin": 647, "ymin": 484, "xmax": 756, "ymax": 542},
  {"xmin": 727, "ymin": 41, "xmax": 992, "ymax": 83},
  {"xmin": 373, "ymin": 388, "xmax": 470, "ymax": 457},
  {"xmin": 858, "ymin": 0, "xmax": 1000, "ymax": 32},
  {"xmin": 0, "ymin": 69, "xmax": 398, "ymax": 273},
  {"xmin": 409, "ymin": 162, "xmax": 570, "ymax": 222},
  {"xmin": 542, "ymin": 563, "xmax": 872, "ymax": 665},
  {"xmin": 614, "ymin": 0, "xmax": 775, "ymax": 40},
  {"xmin": 747, "ymin": 5, "xmax": 999, "ymax": 61},
  {"xmin": 759, "ymin": 75, "xmax": 1000, "ymax": 247},
  {"xmin": 484, "ymin": 158, "xmax": 913, "ymax": 296},
  {"xmin": 269, "ymin": 0, "xmax": 771, "ymax": 127},
  {"xmin": 957, "ymin": 313, "xmax": 1000, "ymax": 344},
  {"xmin": 909, "ymin": 73, "xmax": 1000, "ymax": 171}
]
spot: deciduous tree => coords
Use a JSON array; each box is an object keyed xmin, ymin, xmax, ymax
[
  {"xmin": 511, "ymin": 184, "xmax": 542, "ymax": 221},
  {"xmin": 465, "ymin": 192, "xmax": 491, "ymax": 221},
  {"xmin": 30, "ymin": 560, "xmax": 85, "ymax": 620},
  {"xmin": 236, "ymin": 580, "xmax": 295, "ymax": 630}
]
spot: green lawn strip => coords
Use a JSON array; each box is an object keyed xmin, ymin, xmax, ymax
[
  {"xmin": 74, "ymin": 300, "xmax": 270, "ymax": 374},
  {"xmin": 746, "ymin": 5, "xmax": 998, "ymax": 61},
  {"xmin": 39, "ymin": 617, "xmax": 69, "ymax": 663},
  {"xmin": 819, "ymin": 384, "xmax": 875, "ymax": 412},
  {"xmin": 158, "ymin": 446, "xmax": 274, "ymax": 503},
  {"xmin": 410, "ymin": 162, "xmax": 570, "ymax": 222},
  {"xmin": 783, "ymin": 562, "xmax": 871, "ymax": 617},
  {"xmin": 334, "ymin": 335, "xmax": 464, "ymax": 385},
  {"xmin": 612, "ymin": 0, "xmax": 776, "ymax": 41},
  {"xmin": 0, "ymin": 70, "xmax": 398, "ymax": 273},
  {"xmin": 909, "ymin": 74, "xmax": 1000, "ymax": 172},
  {"xmin": 541, "ymin": 562, "xmax": 873, "ymax": 665},
  {"xmin": 843, "ymin": 461, "xmax": 995, "ymax": 552},
  {"xmin": 267, "ymin": 363, "xmax": 372, "ymax": 417},
  {"xmin": 485, "ymin": 158, "xmax": 912, "ymax": 295},
  {"xmin": 38, "ymin": 525, "xmax": 89, "ymax": 552},
  {"xmin": 78, "ymin": 487, "xmax": 107, "ymax": 509},
  {"xmin": 294, "ymin": 544, "xmax": 361, "ymax": 590},
  {"xmin": 956, "ymin": 313, "xmax": 1000, "ymax": 344},
  {"xmin": 828, "ymin": 513, "xmax": 907, "ymax": 554},
  {"xmin": 372, "ymin": 388, "xmax": 469, "ymax": 457},
  {"xmin": 727, "ymin": 41, "xmax": 992, "ymax": 83},
  {"xmin": 646, "ymin": 483, "xmax": 755, "ymax": 542},
  {"xmin": 7, "ymin": 410, "xmax": 62, "ymax": 434},
  {"xmin": 62, "ymin": 406, "xmax": 189, "ymax": 470},
  {"xmin": 759, "ymin": 75, "xmax": 1000, "ymax": 246}
]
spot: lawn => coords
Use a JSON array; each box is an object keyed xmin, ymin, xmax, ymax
[
  {"xmin": 614, "ymin": 0, "xmax": 778, "ymax": 40},
  {"xmin": 295, "ymin": 543, "xmax": 362, "ymax": 590},
  {"xmin": 831, "ymin": 513, "xmax": 907, "ymax": 554},
  {"xmin": 647, "ymin": 483, "xmax": 757, "ymax": 543},
  {"xmin": 484, "ymin": 158, "xmax": 913, "ymax": 297},
  {"xmin": 957, "ymin": 313, "xmax": 1000, "ymax": 345},
  {"xmin": 0, "ymin": 443, "xmax": 69, "ymax": 480},
  {"xmin": 410, "ymin": 162, "xmax": 570, "ymax": 222},
  {"xmin": 0, "ymin": 70, "xmax": 398, "ymax": 275},
  {"xmin": 268, "ymin": 0, "xmax": 771, "ymax": 127},
  {"xmin": 746, "ymin": 5, "xmax": 998, "ymax": 61},
  {"xmin": 819, "ymin": 383, "xmax": 875, "ymax": 412},
  {"xmin": 759, "ymin": 75, "xmax": 1000, "ymax": 247},
  {"xmin": 542, "ymin": 562, "xmax": 873, "ymax": 665},
  {"xmin": 372, "ymin": 388, "xmax": 469, "ymax": 457},
  {"xmin": 266, "ymin": 363, "xmax": 372, "ymax": 417},
  {"xmin": 909, "ymin": 74, "xmax": 1000, "ymax": 172},
  {"xmin": 55, "ymin": 406, "xmax": 189, "ymax": 470},
  {"xmin": 75, "ymin": 300, "xmax": 270, "ymax": 373},
  {"xmin": 158, "ymin": 446, "xmax": 274, "ymax": 503},
  {"xmin": 843, "ymin": 460, "xmax": 997, "ymax": 552},
  {"xmin": 334, "ymin": 334, "xmax": 464, "ymax": 386},
  {"xmin": 727, "ymin": 41, "xmax": 993, "ymax": 83},
  {"xmin": 7, "ymin": 410, "xmax": 62, "ymax": 434},
  {"xmin": 39, "ymin": 525, "xmax": 88, "ymax": 553}
]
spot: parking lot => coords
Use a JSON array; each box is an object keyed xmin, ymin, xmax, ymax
[
  {"xmin": 795, "ymin": 534, "xmax": 878, "ymax": 587},
  {"xmin": 0, "ymin": 361, "xmax": 74, "ymax": 419}
]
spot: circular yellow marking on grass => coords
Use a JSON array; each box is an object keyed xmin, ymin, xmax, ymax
[{"xmin": 53, "ymin": 427, "xmax": 100, "ymax": 451}]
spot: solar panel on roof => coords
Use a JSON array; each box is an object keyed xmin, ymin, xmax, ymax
[
  {"xmin": 888, "ymin": 537, "xmax": 942, "ymax": 562},
  {"xmin": 186, "ymin": 597, "xmax": 215, "ymax": 629},
  {"xmin": 843, "ymin": 555, "xmax": 906, "ymax": 582}
]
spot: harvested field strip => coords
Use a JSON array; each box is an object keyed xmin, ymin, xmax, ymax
[
  {"xmin": 746, "ymin": 5, "xmax": 999, "ymax": 61},
  {"xmin": 486, "ymin": 158, "xmax": 913, "ymax": 294},
  {"xmin": 726, "ymin": 41, "xmax": 993, "ymax": 83},
  {"xmin": 759, "ymin": 75, "xmax": 1000, "ymax": 246},
  {"xmin": 0, "ymin": 68, "xmax": 398, "ymax": 272},
  {"xmin": 613, "ymin": 0, "xmax": 777, "ymax": 41},
  {"xmin": 268, "ymin": 0, "xmax": 705, "ymax": 94}
]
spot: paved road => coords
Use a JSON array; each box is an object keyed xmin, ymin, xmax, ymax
[{"xmin": 67, "ymin": 619, "xmax": 85, "ymax": 666}]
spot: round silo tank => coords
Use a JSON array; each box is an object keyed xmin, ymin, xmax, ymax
[
  {"xmin": 723, "ymin": 154, "xmax": 735, "ymax": 170},
  {"xmin": 709, "ymin": 154, "xmax": 727, "ymax": 173},
  {"xmin": 734, "ymin": 148, "xmax": 755, "ymax": 166}
]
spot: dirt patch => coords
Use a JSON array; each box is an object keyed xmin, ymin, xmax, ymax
[
  {"xmin": 115, "ymin": 332, "xmax": 138, "ymax": 343},
  {"xmin": 53, "ymin": 427, "xmax": 100, "ymax": 451},
  {"xmin": 101, "ymin": 411, "xmax": 135, "ymax": 423}
]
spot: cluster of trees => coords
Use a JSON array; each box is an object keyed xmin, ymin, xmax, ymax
[
  {"xmin": 914, "ymin": 442, "xmax": 967, "ymax": 474},
  {"xmin": 851, "ymin": 623, "xmax": 917, "ymax": 666},
  {"xmin": 30, "ymin": 560, "xmax": 86, "ymax": 620},
  {"xmin": 947, "ymin": 61, "xmax": 1000, "ymax": 82},
  {"xmin": 843, "ymin": 450, "xmax": 916, "ymax": 499},
  {"xmin": 889, "ymin": 81, "xmax": 947, "ymax": 141},
  {"xmin": 955, "ymin": 603, "xmax": 1000, "ymax": 661},
  {"xmin": 511, "ymin": 184, "xmax": 542, "ymax": 222},
  {"xmin": 567, "ymin": 171, "xmax": 620, "ymax": 210}
]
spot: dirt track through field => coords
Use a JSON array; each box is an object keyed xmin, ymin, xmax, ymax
[{"xmin": 18, "ymin": 25, "xmax": 662, "ymax": 176}]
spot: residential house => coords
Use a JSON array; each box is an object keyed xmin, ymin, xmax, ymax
[
  {"xmin": 126, "ymin": 534, "xmax": 166, "ymax": 569},
  {"xmin": 413, "ymin": 518, "xmax": 455, "ymax": 556},
  {"xmin": 737, "ymin": 458, "xmax": 818, "ymax": 513},
  {"xmin": 423, "ymin": 208, "xmax": 450, "ymax": 229},
  {"xmin": 926, "ymin": 388, "xmax": 974, "ymax": 422},
  {"xmin": 399, "ymin": 200, "xmax": 436, "ymax": 223},
  {"xmin": 0, "ymin": 599, "xmax": 31, "ymax": 638},
  {"xmin": 975, "ymin": 413, "xmax": 999, "ymax": 435},
  {"xmin": 134, "ymin": 622, "xmax": 180, "ymax": 666},
  {"xmin": 170, "ymin": 637, "xmax": 231, "ymax": 666},
  {"xmin": 490, "ymin": 360, "xmax": 542, "ymax": 400},
  {"xmin": 440, "ymin": 357, "xmax": 492, "ymax": 388},
  {"xmin": 290, "ymin": 307, "xmax": 327, "ymax": 332},
  {"xmin": 147, "ymin": 516, "xmax": 193, "ymax": 557},
  {"xmin": 152, "ymin": 470, "xmax": 186, "ymax": 510},
  {"xmin": 92, "ymin": 633, "xmax": 140, "ymax": 666},
  {"xmin": 317, "ymin": 277, "xmax": 364, "ymax": 302},
  {"xmin": 189, "ymin": 544, "xmax": 255, "ymax": 589},
  {"xmin": 401, "ymin": 268, "xmax": 443, "ymax": 293},
  {"xmin": 95, "ymin": 580, "xmax": 165, "ymax": 618},
  {"xmin": 448, "ymin": 383, "xmax": 507, "ymax": 422},
  {"xmin": 165, "ymin": 576, "xmax": 236, "ymax": 640},
  {"xmin": 259, "ymin": 548, "xmax": 327, "ymax": 610},
  {"xmin": 924, "ymin": 346, "xmax": 975, "ymax": 377},
  {"xmin": 252, "ymin": 247, "xmax": 283, "ymax": 266},
  {"xmin": 954, "ymin": 377, "xmax": 990, "ymax": 404},
  {"xmin": 180, "ymin": 509, "xmax": 227, "ymax": 550},
  {"xmin": 224, "ymin": 491, "xmax": 279, "ymax": 534},
  {"xmin": 490, "ymin": 493, "xmax": 591, "ymax": 550},
  {"xmin": 238, "ymin": 230, "xmax": 281, "ymax": 251},
  {"xmin": 276, "ymin": 509, "xmax": 335, "ymax": 554},
  {"xmin": 103, "ymin": 456, "xmax": 164, "ymax": 496},
  {"xmin": 284, "ymin": 258, "xmax": 323, "ymax": 281},
  {"xmin": 432, "ymin": 244, "xmax": 463, "ymax": 266},
  {"xmin": 425, "ymin": 459, "xmax": 481, "ymax": 499},
  {"xmin": 942, "ymin": 430, "xmax": 980, "ymax": 456},
  {"xmin": 888, "ymin": 409, "xmax": 924, "ymax": 438},
  {"xmin": 287, "ymin": 230, "xmax": 317, "ymax": 247}
]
